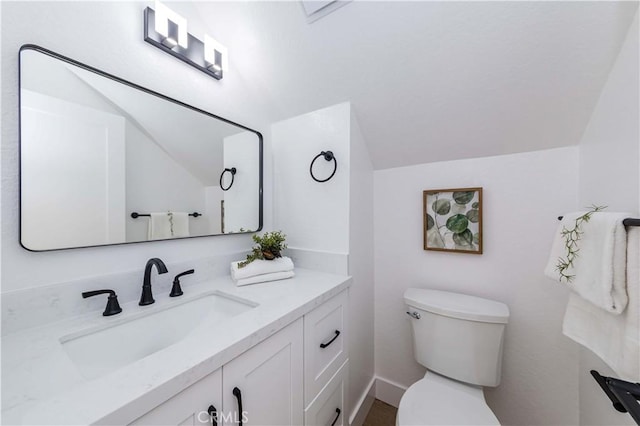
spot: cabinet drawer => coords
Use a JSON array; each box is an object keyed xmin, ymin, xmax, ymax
[
  {"xmin": 130, "ymin": 368, "xmax": 222, "ymax": 426},
  {"xmin": 304, "ymin": 290, "xmax": 348, "ymax": 406},
  {"xmin": 304, "ymin": 360, "xmax": 348, "ymax": 426}
]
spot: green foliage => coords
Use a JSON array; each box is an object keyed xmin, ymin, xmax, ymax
[
  {"xmin": 452, "ymin": 191, "xmax": 475, "ymax": 205},
  {"xmin": 238, "ymin": 231, "xmax": 288, "ymax": 268},
  {"xmin": 466, "ymin": 209, "xmax": 479, "ymax": 223},
  {"xmin": 555, "ymin": 205, "xmax": 606, "ymax": 283},
  {"xmin": 446, "ymin": 214, "xmax": 469, "ymax": 233},
  {"xmin": 432, "ymin": 199, "xmax": 451, "ymax": 215},
  {"xmin": 426, "ymin": 214, "xmax": 435, "ymax": 230},
  {"xmin": 453, "ymin": 229, "xmax": 474, "ymax": 247}
]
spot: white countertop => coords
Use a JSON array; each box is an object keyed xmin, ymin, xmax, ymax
[{"xmin": 1, "ymin": 268, "xmax": 351, "ymax": 425}]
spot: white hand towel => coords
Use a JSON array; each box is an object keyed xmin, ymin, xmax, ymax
[
  {"xmin": 169, "ymin": 212, "xmax": 190, "ymax": 238},
  {"xmin": 234, "ymin": 271, "xmax": 295, "ymax": 287},
  {"xmin": 544, "ymin": 212, "xmax": 630, "ymax": 314},
  {"xmin": 148, "ymin": 213, "xmax": 172, "ymax": 240},
  {"xmin": 562, "ymin": 227, "xmax": 640, "ymax": 381},
  {"xmin": 230, "ymin": 257, "xmax": 295, "ymax": 281}
]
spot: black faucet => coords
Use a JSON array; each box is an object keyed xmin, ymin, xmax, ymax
[
  {"xmin": 170, "ymin": 269, "xmax": 195, "ymax": 297},
  {"xmin": 82, "ymin": 289, "xmax": 122, "ymax": 316},
  {"xmin": 139, "ymin": 258, "xmax": 168, "ymax": 306}
]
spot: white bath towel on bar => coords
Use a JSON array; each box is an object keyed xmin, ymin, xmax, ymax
[
  {"xmin": 234, "ymin": 271, "xmax": 295, "ymax": 287},
  {"xmin": 544, "ymin": 211, "xmax": 630, "ymax": 314},
  {"xmin": 148, "ymin": 212, "xmax": 172, "ymax": 240},
  {"xmin": 169, "ymin": 212, "xmax": 190, "ymax": 238},
  {"xmin": 562, "ymin": 227, "xmax": 640, "ymax": 381},
  {"xmin": 230, "ymin": 257, "xmax": 295, "ymax": 281}
]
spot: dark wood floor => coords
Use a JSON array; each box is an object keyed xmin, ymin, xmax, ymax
[{"xmin": 363, "ymin": 399, "xmax": 398, "ymax": 426}]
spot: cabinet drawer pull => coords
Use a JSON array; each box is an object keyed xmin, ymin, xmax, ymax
[
  {"xmin": 330, "ymin": 408, "xmax": 341, "ymax": 426},
  {"xmin": 320, "ymin": 330, "xmax": 341, "ymax": 349},
  {"xmin": 207, "ymin": 405, "xmax": 217, "ymax": 426},
  {"xmin": 233, "ymin": 387, "xmax": 243, "ymax": 426}
]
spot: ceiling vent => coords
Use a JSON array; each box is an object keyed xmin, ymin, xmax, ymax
[{"xmin": 301, "ymin": 1, "xmax": 351, "ymax": 23}]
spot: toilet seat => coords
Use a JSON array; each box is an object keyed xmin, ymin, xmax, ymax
[{"xmin": 397, "ymin": 372, "xmax": 500, "ymax": 425}]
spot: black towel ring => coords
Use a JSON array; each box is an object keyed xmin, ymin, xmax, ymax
[
  {"xmin": 220, "ymin": 167, "xmax": 237, "ymax": 191},
  {"xmin": 310, "ymin": 151, "xmax": 337, "ymax": 183}
]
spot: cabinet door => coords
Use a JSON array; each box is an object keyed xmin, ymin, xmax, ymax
[
  {"xmin": 222, "ymin": 318, "xmax": 303, "ymax": 425},
  {"xmin": 130, "ymin": 368, "xmax": 222, "ymax": 426},
  {"xmin": 304, "ymin": 291, "xmax": 348, "ymax": 407}
]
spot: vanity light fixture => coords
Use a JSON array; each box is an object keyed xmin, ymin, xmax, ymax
[
  {"xmin": 204, "ymin": 34, "xmax": 228, "ymax": 74},
  {"xmin": 154, "ymin": 0, "xmax": 188, "ymax": 49},
  {"xmin": 143, "ymin": 1, "xmax": 227, "ymax": 80}
]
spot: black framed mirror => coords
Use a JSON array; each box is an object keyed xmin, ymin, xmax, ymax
[{"xmin": 19, "ymin": 45, "xmax": 262, "ymax": 251}]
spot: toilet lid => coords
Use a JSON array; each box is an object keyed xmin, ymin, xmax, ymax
[{"xmin": 397, "ymin": 373, "xmax": 500, "ymax": 425}]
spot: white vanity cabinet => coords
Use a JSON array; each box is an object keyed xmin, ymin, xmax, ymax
[
  {"xmin": 127, "ymin": 290, "xmax": 348, "ymax": 426},
  {"xmin": 222, "ymin": 318, "xmax": 303, "ymax": 425},
  {"xmin": 303, "ymin": 290, "xmax": 349, "ymax": 426},
  {"xmin": 129, "ymin": 319, "xmax": 303, "ymax": 426},
  {"xmin": 130, "ymin": 368, "xmax": 222, "ymax": 426}
]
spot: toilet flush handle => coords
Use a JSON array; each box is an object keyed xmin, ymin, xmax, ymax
[{"xmin": 406, "ymin": 311, "xmax": 421, "ymax": 319}]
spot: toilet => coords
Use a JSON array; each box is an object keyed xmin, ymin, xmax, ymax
[{"xmin": 397, "ymin": 288, "xmax": 510, "ymax": 425}]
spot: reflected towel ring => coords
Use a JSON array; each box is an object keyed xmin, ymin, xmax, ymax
[
  {"xmin": 310, "ymin": 151, "xmax": 337, "ymax": 183},
  {"xmin": 220, "ymin": 167, "xmax": 237, "ymax": 191}
]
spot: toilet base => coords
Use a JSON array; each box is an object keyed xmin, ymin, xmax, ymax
[{"xmin": 396, "ymin": 371, "xmax": 500, "ymax": 426}]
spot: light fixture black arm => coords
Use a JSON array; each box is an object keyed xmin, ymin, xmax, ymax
[
  {"xmin": 310, "ymin": 150, "xmax": 337, "ymax": 183},
  {"xmin": 220, "ymin": 167, "xmax": 237, "ymax": 191}
]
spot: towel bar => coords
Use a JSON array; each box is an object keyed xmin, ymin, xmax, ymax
[
  {"xmin": 557, "ymin": 216, "xmax": 640, "ymax": 227},
  {"xmin": 131, "ymin": 212, "xmax": 201, "ymax": 218}
]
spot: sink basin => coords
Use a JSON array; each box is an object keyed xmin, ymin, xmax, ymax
[{"xmin": 60, "ymin": 291, "xmax": 256, "ymax": 379}]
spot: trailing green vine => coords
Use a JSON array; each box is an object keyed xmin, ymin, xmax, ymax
[
  {"xmin": 555, "ymin": 205, "xmax": 606, "ymax": 283},
  {"xmin": 238, "ymin": 231, "xmax": 288, "ymax": 268}
]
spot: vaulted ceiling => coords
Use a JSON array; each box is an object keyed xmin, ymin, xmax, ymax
[{"xmin": 189, "ymin": 1, "xmax": 637, "ymax": 170}]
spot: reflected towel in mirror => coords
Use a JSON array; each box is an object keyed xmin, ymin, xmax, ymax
[{"xmin": 148, "ymin": 212, "xmax": 190, "ymax": 240}]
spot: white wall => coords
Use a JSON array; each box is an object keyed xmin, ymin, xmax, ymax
[
  {"xmin": 272, "ymin": 102, "xmax": 375, "ymax": 423},
  {"xmin": 374, "ymin": 147, "xmax": 580, "ymax": 425},
  {"xmin": 577, "ymin": 11, "xmax": 639, "ymax": 426},
  {"xmin": 223, "ymin": 131, "xmax": 261, "ymax": 233},
  {"xmin": 125, "ymin": 120, "xmax": 208, "ymax": 241},
  {"xmin": 272, "ymin": 103, "xmax": 350, "ymax": 253},
  {"xmin": 579, "ymin": 13, "xmax": 639, "ymax": 213},
  {"xmin": 1, "ymin": 2, "xmax": 271, "ymax": 293},
  {"xmin": 347, "ymin": 109, "xmax": 375, "ymax": 423}
]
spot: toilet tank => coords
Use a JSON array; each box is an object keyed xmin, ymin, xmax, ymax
[{"xmin": 404, "ymin": 288, "xmax": 509, "ymax": 387}]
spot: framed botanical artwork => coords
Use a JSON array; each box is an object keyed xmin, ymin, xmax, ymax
[{"xmin": 423, "ymin": 187, "xmax": 483, "ymax": 254}]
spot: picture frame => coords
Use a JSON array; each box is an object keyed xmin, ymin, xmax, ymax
[{"xmin": 423, "ymin": 187, "xmax": 483, "ymax": 254}]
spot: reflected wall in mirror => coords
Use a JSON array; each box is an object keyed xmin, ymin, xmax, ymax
[{"xmin": 19, "ymin": 45, "xmax": 262, "ymax": 251}]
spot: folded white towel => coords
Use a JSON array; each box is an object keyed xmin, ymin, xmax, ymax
[
  {"xmin": 562, "ymin": 227, "xmax": 640, "ymax": 381},
  {"xmin": 545, "ymin": 212, "xmax": 630, "ymax": 314},
  {"xmin": 230, "ymin": 257, "xmax": 294, "ymax": 281},
  {"xmin": 148, "ymin": 212, "xmax": 172, "ymax": 240},
  {"xmin": 169, "ymin": 212, "xmax": 190, "ymax": 238},
  {"xmin": 234, "ymin": 271, "xmax": 295, "ymax": 287}
]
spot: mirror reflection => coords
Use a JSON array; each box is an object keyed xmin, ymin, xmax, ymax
[{"xmin": 20, "ymin": 46, "xmax": 262, "ymax": 251}]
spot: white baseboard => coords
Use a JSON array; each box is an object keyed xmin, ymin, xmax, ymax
[
  {"xmin": 374, "ymin": 376, "xmax": 407, "ymax": 408},
  {"xmin": 349, "ymin": 376, "xmax": 376, "ymax": 426}
]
